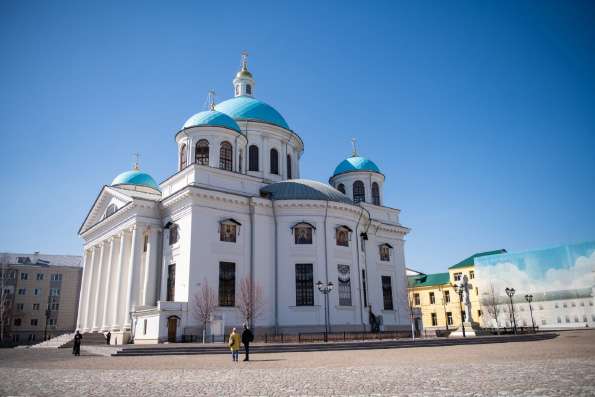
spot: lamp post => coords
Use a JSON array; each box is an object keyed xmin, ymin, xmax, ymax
[
  {"xmin": 505, "ymin": 287, "xmax": 517, "ymax": 334},
  {"xmin": 525, "ymin": 294, "xmax": 535, "ymax": 333},
  {"xmin": 316, "ymin": 281, "xmax": 334, "ymax": 342},
  {"xmin": 453, "ymin": 283, "xmax": 466, "ymax": 338}
]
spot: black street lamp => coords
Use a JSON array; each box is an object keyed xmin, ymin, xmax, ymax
[
  {"xmin": 453, "ymin": 283, "xmax": 466, "ymax": 338},
  {"xmin": 316, "ymin": 281, "xmax": 334, "ymax": 342},
  {"xmin": 505, "ymin": 287, "xmax": 517, "ymax": 334},
  {"xmin": 525, "ymin": 294, "xmax": 535, "ymax": 333}
]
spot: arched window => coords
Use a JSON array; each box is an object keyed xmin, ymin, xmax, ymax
[
  {"xmin": 372, "ymin": 182, "xmax": 380, "ymax": 205},
  {"xmin": 353, "ymin": 180, "xmax": 365, "ymax": 203},
  {"xmin": 238, "ymin": 150, "xmax": 243, "ymax": 173},
  {"xmin": 179, "ymin": 144, "xmax": 187, "ymax": 170},
  {"xmin": 287, "ymin": 154, "xmax": 292, "ymax": 179},
  {"xmin": 235, "ymin": 85, "xmax": 239, "ymax": 96},
  {"xmin": 169, "ymin": 224, "xmax": 179, "ymax": 245},
  {"xmin": 270, "ymin": 148, "xmax": 279, "ymax": 175},
  {"xmin": 246, "ymin": 84, "xmax": 252, "ymax": 95},
  {"xmin": 249, "ymin": 145, "xmax": 259, "ymax": 171},
  {"xmin": 104, "ymin": 204, "xmax": 117, "ymax": 219},
  {"xmin": 337, "ymin": 184, "xmax": 346, "ymax": 194},
  {"xmin": 219, "ymin": 141, "xmax": 233, "ymax": 171},
  {"xmin": 195, "ymin": 139, "xmax": 209, "ymax": 165}
]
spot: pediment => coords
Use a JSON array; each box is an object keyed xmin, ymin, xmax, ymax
[{"xmin": 78, "ymin": 186, "xmax": 135, "ymax": 235}]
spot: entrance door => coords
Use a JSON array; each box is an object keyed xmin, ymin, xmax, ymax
[{"xmin": 167, "ymin": 317, "xmax": 178, "ymax": 342}]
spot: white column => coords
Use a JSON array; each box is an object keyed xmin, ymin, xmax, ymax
[
  {"xmin": 82, "ymin": 246, "xmax": 97, "ymax": 331},
  {"xmin": 142, "ymin": 227, "xmax": 160, "ymax": 306},
  {"xmin": 111, "ymin": 230, "xmax": 128, "ymax": 329},
  {"xmin": 101, "ymin": 237, "xmax": 116, "ymax": 330},
  {"xmin": 124, "ymin": 224, "xmax": 143, "ymax": 330},
  {"xmin": 76, "ymin": 249, "xmax": 91, "ymax": 331},
  {"xmin": 92, "ymin": 241, "xmax": 106, "ymax": 331},
  {"xmin": 160, "ymin": 230, "xmax": 170, "ymax": 301}
]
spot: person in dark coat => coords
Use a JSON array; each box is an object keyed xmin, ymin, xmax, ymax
[
  {"xmin": 72, "ymin": 330, "xmax": 82, "ymax": 356},
  {"xmin": 241, "ymin": 323, "xmax": 254, "ymax": 362},
  {"xmin": 105, "ymin": 331, "xmax": 111, "ymax": 345}
]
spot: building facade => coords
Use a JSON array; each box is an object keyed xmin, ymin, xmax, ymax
[
  {"xmin": 77, "ymin": 54, "xmax": 412, "ymax": 344},
  {"xmin": 0, "ymin": 252, "xmax": 82, "ymax": 345}
]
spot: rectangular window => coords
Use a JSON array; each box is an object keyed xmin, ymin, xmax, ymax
[
  {"xmin": 444, "ymin": 290, "xmax": 450, "ymax": 303},
  {"xmin": 50, "ymin": 273, "xmax": 63, "ymax": 281},
  {"xmin": 218, "ymin": 262, "xmax": 236, "ymax": 307},
  {"xmin": 379, "ymin": 245, "xmax": 390, "ymax": 261},
  {"xmin": 34, "ymin": 288, "xmax": 41, "ymax": 296},
  {"xmin": 381, "ymin": 276, "xmax": 393, "ymax": 310},
  {"xmin": 18, "ymin": 288, "xmax": 26, "ymax": 295},
  {"xmin": 14, "ymin": 318, "xmax": 22, "ymax": 326},
  {"xmin": 429, "ymin": 292, "xmax": 435, "ymax": 304},
  {"xmin": 51, "ymin": 303, "xmax": 59, "ymax": 311},
  {"xmin": 446, "ymin": 312, "xmax": 453, "ymax": 325},
  {"xmin": 362, "ymin": 269, "xmax": 368, "ymax": 307},
  {"xmin": 295, "ymin": 263, "xmax": 314, "ymax": 306},
  {"xmin": 32, "ymin": 303, "xmax": 40, "ymax": 310},
  {"xmin": 30, "ymin": 319, "xmax": 38, "ymax": 326},
  {"xmin": 453, "ymin": 273, "xmax": 462, "ymax": 282},
  {"xmin": 166, "ymin": 264, "xmax": 176, "ymax": 301},
  {"xmin": 413, "ymin": 293, "xmax": 420, "ymax": 306},
  {"xmin": 36, "ymin": 273, "xmax": 44, "ymax": 281},
  {"xmin": 49, "ymin": 288, "xmax": 60, "ymax": 296},
  {"xmin": 16, "ymin": 303, "xmax": 24, "ymax": 311},
  {"xmin": 337, "ymin": 265, "xmax": 352, "ymax": 306},
  {"xmin": 20, "ymin": 272, "xmax": 28, "ymax": 280},
  {"xmin": 220, "ymin": 223, "xmax": 237, "ymax": 243},
  {"xmin": 48, "ymin": 319, "xmax": 56, "ymax": 326},
  {"xmin": 431, "ymin": 312, "xmax": 438, "ymax": 326},
  {"xmin": 469, "ymin": 270, "xmax": 475, "ymax": 279},
  {"xmin": 294, "ymin": 226, "xmax": 313, "ymax": 244}
]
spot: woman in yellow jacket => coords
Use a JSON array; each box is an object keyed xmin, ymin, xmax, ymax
[{"xmin": 228, "ymin": 328, "xmax": 241, "ymax": 362}]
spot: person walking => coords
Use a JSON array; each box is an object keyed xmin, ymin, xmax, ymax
[
  {"xmin": 241, "ymin": 323, "xmax": 254, "ymax": 362},
  {"xmin": 105, "ymin": 331, "xmax": 111, "ymax": 345},
  {"xmin": 228, "ymin": 328, "xmax": 241, "ymax": 362},
  {"xmin": 72, "ymin": 330, "xmax": 82, "ymax": 356}
]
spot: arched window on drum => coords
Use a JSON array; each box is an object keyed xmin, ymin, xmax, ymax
[
  {"xmin": 353, "ymin": 180, "xmax": 365, "ymax": 203},
  {"xmin": 372, "ymin": 182, "xmax": 380, "ymax": 206},
  {"xmin": 195, "ymin": 139, "xmax": 209, "ymax": 165},
  {"xmin": 219, "ymin": 141, "xmax": 233, "ymax": 171}
]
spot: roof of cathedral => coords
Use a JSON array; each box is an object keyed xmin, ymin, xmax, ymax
[
  {"xmin": 448, "ymin": 249, "xmax": 507, "ymax": 269},
  {"xmin": 260, "ymin": 179, "xmax": 352, "ymax": 204},
  {"xmin": 182, "ymin": 109, "xmax": 242, "ymax": 133},
  {"xmin": 333, "ymin": 156, "xmax": 381, "ymax": 177},
  {"xmin": 215, "ymin": 96, "xmax": 290, "ymax": 130},
  {"xmin": 111, "ymin": 169, "xmax": 161, "ymax": 192}
]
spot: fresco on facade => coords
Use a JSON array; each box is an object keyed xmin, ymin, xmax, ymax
[{"xmin": 474, "ymin": 241, "xmax": 595, "ymax": 329}]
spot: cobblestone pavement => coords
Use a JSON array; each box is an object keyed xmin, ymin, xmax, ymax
[{"xmin": 1, "ymin": 330, "xmax": 594, "ymax": 396}]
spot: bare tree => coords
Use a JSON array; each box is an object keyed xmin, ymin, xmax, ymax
[
  {"xmin": 237, "ymin": 277, "xmax": 265, "ymax": 327},
  {"xmin": 480, "ymin": 282, "xmax": 501, "ymax": 333},
  {"xmin": 192, "ymin": 279, "xmax": 217, "ymax": 343}
]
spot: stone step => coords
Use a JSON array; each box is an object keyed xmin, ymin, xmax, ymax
[
  {"xmin": 60, "ymin": 332, "xmax": 110, "ymax": 348},
  {"xmin": 112, "ymin": 333, "xmax": 557, "ymax": 356}
]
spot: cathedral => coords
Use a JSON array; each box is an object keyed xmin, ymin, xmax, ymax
[{"xmin": 77, "ymin": 54, "xmax": 411, "ymax": 344}]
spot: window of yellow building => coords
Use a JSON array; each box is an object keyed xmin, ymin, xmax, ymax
[
  {"xmin": 429, "ymin": 292, "xmax": 435, "ymax": 304},
  {"xmin": 413, "ymin": 293, "xmax": 420, "ymax": 305},
  {"xmin": 431, "ymin": 313, "xmax": 437, "ymax": 326}
]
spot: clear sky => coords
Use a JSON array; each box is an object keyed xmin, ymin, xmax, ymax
[{"xmin": 1, "ymin": 0, "xmax": 594, "ymax": 273}]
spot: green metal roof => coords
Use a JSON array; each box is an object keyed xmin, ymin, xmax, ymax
[
  {"xmin": 407, "ymin": 272, "xmax": 450, "ymax": 288},
  {"xmin": 449, "ymin": 249, "xmax": 507, "ymax": 269},
  {"xmin": 260, "ymin": 179, "xmax": 353, "ymax": 204}
]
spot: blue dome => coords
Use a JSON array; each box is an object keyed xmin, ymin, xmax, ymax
[
  {"xmin": 111, "ymin": 169, "xmax": 161, "ymax": 192},
  {"xmin": 333, "ymin": 156, "xmax": 381, "ymax": 177},
  {"xmin": 182, "ymin": 110, "xmax": 242, "ymax": 133},
  {"xmin": 215, "ymin": 96, "xmax": 290, "ymax": 130}
]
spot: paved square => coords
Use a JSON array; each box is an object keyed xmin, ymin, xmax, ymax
[{"xmin": 1, "ymin": 330, "xmax": 594, "ymax": 396}]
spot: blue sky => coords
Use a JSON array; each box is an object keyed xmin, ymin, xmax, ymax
[{"xmin": 1, "ymin": 1, "xmax": 594, "ymax": 273}]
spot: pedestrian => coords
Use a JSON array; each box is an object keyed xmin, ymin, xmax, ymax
[
  {"xmin": 228, "ymin": 328, "xmax": 241, "ymax": 362},
  {"xmin": 72, "ymin": 330, "xmax": 82, "ymax": 356},
  {"xmin": 241, "ymin": 323, "xmax": 254, "ymax": 362},
  {"xmin": 105, "ymin": 331, "xmax": 111, "ymax": 345}
]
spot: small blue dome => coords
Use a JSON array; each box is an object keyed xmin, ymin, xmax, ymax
[
  {"xmin": 182, "ymin": 110, "xmax": 242, "ymax": 133},
  {"xmin": 215, "ymin": 96, "xmax": 290, "ymax": 130},
  {"xmin": 111, "ymin": 169, "xmax": 161, "ymax": 192},
  {"xmin": 333, "ymin": 156, "xmax": 381, "ymax": 177}
]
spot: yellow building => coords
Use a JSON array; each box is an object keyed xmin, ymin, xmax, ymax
[{"xmin": 407, "ymin": 249, "xmax": 506, "ymax": 334}]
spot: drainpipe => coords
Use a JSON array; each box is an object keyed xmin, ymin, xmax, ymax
[
  {"xmin": 271, "ymin": 198, "xmax": 279, "ymax": 335},
  {"xmin": 323, "ymin": 200, "xmax": 330, "ymax": 331},
  {"xmin": 354, "ymin": 207, "xmax": 365, "ymax": 330},
  {"xmin": 249, "ymin": 197, "xmax": 255, "ymax": 329}
]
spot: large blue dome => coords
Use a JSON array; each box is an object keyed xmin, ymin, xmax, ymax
[
  {"xmin": 111, "ymin": 169, "xmax": 161, "ymax": 192},
  {"xmin": 333, "ymin": 156, "xmax": 381, "ymax": 177},
  {"xmin": 215, "ymin": 96, "xmax": 290, "ymax": 130},
  {"xmin": 182, "ymin": 110, "xmax": 242, "ymax": 133}
]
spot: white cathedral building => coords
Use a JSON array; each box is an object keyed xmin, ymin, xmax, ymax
[{"xmin": 77, "ymin": 55, "xmax": 411, "ymax": 344}]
